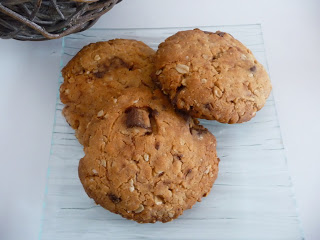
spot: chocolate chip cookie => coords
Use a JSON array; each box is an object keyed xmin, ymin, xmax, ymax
[
  {"xmin": 60, "ymin": 39, "xmax": 155, "ymax": 144},
  {"xmin": 154, "ymin": 29, "xmax": 272, "ymax": 123},
  {"xmin": 78, "ymin": 88, "xmax": 219, "ymax": 223}
]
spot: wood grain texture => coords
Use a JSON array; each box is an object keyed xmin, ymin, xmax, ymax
[{"xmin": 40, "ymin": 25, "xmax": 303, "ymax": 240}]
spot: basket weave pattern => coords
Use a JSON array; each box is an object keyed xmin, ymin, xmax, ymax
[{"xmin": 0, "ymin": 0, "xmax": 121, "ymax": 41}]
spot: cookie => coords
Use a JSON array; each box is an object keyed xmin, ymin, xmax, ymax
[
  {"xmin": 78, "ymin": 88, "xmax": 219, "ymax": 223},
  {"xmin": 154, "ymin": 29, "xmax": 272, "ymax": 123},
  {"xmin": 60, "ymin": 39, "xmax": 155, "ymax": 144}
]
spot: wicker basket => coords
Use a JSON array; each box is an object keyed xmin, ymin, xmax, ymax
[{"xmin": 0, "ymin": 0, "xmax": 121, "ymax": 41}]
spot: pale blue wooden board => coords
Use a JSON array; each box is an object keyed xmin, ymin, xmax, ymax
[{"xmin": 40, "ymin": 25, "xmax": 303, "ymax": 240}]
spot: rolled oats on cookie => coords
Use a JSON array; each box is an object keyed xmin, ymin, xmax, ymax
[
  {"xmin": 79, "ymin": 88, "xmax": 219, "ymax": 223},
  {"xmin": 60, "ymin": 39, "xmax": 156, "ymax": 144},
  {"xmin": 155, "ymin": 29, "xmax": 272, "ymax": 123}
]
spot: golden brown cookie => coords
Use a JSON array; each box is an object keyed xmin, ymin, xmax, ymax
[
  {"xmin": 154, "ymin": 29, "xmax": 272, "ymax": 123},
  {"xmin": 60, "ymin": 39, "xmax": 155, "ymax": 144},
  {"xmin": 78, "ymin": 88, "xmax": 219, "ymax": 223}
]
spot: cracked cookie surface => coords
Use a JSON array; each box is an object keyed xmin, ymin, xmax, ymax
[
  {"xmin": 154, "ymin": 29, "xmax": 272, "ymax": 123},
  {"xmin": 78, "ymin": 88, "xmax": 219, "ymax": 223},
  {"xmin": 60, "ymin": 39, "xmax": 155, "ymax": 144}
]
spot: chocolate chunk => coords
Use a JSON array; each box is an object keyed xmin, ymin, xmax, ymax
[
  {"xmin": 126, "ymin": 107, "xmax": 151, "ymax": 129},
  {"xmin": 250, "ymin": 66, "xmax": 256, "ymax": 72},
  {"xmin": 94, "ymin": 71, "xmax": 105, "ymax": 78},
  {"xmin": 204, "ymin": 103, "xmax": 212, "ymax": 110},
  {"xmin": 186, "ymin": 169, "xmax": 192, "ymax": 176},
  {"xmin": 190, "ymin": 126, "xmax": 209, "ymax": 136},
  {"xmin": 110, "ymin": 57, "xmax": 130, "ymax": 69},
  {"xmin": 158, "ymin": 172, "xmax": 165, "ymax": 177},
  {"xmin": 216, "ymin": 31, "xmax": 225, "ymax": 37},
  {"xmin": 155, "ymin": 142, "xmax": 160, "ymax": 150},
  {"xmin": 104, "ymin": 57, "xmax": 133, "ymax": 73},
  {"xmin": 108, "ymin": 193, "xmax": 121, "ymax": 204}
]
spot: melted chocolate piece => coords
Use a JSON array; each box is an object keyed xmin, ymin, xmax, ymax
[
  {"xmin": 126, "ymin": 107, "xmax": 151, "ymax": 129},
  {"xmin": 94, "ymin": 71, "xmax": 105, "ymax": 78},
  {"xmin": 190, "ymin": 126, "xmax": 209, "ymax": 136},
  {"xmin": 204, "ymin": 103, "xmax": 213, "ymax": 110},
  {"xmin": 155, "ymin": 142, "xmax": 160, "ymax": 150},
  {"xmin": 250, "ymin": 66, "xmax": 257, "ymax": 72},
  {"xmin": 108, "ymin": 193, "xmax": 122, "ymax": 204},
  {"xmin": 216, "ymin": 31, "xmax": 225, "ymax": 37},
  {"xmin": 108, "ymin": 57, "xmax": 131, "ymax": 70}
]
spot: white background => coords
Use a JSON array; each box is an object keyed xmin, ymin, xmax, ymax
[{"xmin": 0, "ymin": 0, "xmax": 319, "ymax": 239}]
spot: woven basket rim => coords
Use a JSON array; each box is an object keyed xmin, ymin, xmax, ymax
[{"xmin": 0, "ymin": 0, "xmax": 121, "ymax": 41}]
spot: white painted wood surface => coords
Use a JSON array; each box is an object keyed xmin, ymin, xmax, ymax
[{"xmin": 40, "ymin": 25, "xmax": 303, "ymax": 240}]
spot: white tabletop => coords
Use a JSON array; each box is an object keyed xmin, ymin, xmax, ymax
[{"xmin": 0, "ymin": 1, "xmax": 319, "ymax": 239}]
